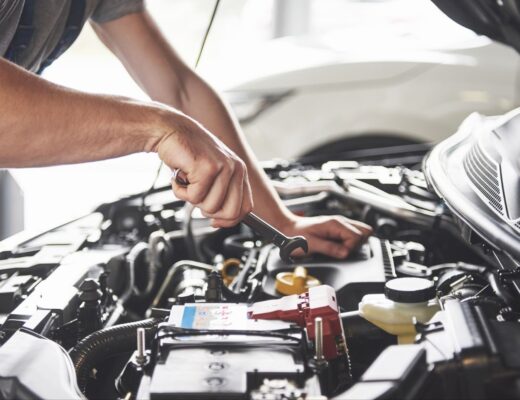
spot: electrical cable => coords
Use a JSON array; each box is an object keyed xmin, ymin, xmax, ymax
[
  {"xmin": 70, "ymin": 318, "xmax": 160, "ymax": 394},
  {"xmin": 141, "ymin": 0, "xmax": 222, "ymax": 207}
]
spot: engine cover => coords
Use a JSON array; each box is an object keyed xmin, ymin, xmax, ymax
[{"xmin": 263, "ymin": 237, "xmax": 394, "ymax": 310}]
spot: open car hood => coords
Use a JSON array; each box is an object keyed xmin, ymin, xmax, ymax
[
  {"xmin": 424, "ymin": 108, "xmax": 520, "ymax": 260},
  {"xmin": 433, "ymin": 0, "xmax": 520, "ymax": 53}
]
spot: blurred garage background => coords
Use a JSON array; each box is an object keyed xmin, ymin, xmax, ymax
[{"xmin": 4, "ymin": 0, "xmax": 519, "ymax": 236}]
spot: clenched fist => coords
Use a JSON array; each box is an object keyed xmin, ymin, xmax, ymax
[{"xmin": 156, "ymin": 115, "xmax": 253, "ymax": 227}]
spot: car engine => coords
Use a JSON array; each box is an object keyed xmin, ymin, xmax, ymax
[{"xmin": 1, "ymin": 138, "xmax": 520, "ymax": 400}]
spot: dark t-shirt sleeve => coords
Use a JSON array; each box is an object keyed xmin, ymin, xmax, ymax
[{"xmin": 91, "ymin": 0, "xmax": 144, "ymax": 23}]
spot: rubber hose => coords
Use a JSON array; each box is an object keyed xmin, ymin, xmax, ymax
[
  {"xmin": 69, "ymin": 318, "xmax": 159, "ymax": 393},
  {"xmin": 487, "ymin": 272, "xmax": 520, "ymax": 310},
  {"xmin": 122, "ymin": 242, "xmax": 147, "ymax": 302}
]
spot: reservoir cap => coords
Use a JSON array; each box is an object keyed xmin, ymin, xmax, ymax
[{"xmin": 384, "ymin": 277, "xmax": 435, "ymax": 303}]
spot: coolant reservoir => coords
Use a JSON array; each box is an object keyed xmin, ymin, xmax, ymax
[{"xmin": 359, "ymin": 277, "xmax": 440, "ymax": 344}]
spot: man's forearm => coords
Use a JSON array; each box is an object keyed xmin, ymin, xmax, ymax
[{"xmin": 0, "ymin": 58, "xmax": 168, "ymax": 167}]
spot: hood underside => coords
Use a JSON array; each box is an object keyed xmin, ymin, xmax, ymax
[
  {"xmin": 425, "ymin": 109, "xmax": 520, "ymax": 259},
  {"xmin": 432, "ymin": 0, "xmax": 520, "ymax": 53}
]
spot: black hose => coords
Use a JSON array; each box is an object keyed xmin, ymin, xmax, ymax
[
  {"xmin": 487, "ymin": 272, "xmax": 520, "ymax": 311},
  {"xmin": 69, "ymin": 318, "xmax": 159, "ymax": 394},
  {"xmin": 466, "ymin": 295, "xmax": 504, "ymax": 310},
  {"xmin": 124, "ymin": 242, "xmax": 147, "ymax": 301}
]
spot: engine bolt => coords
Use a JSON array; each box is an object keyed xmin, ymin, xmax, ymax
[
  {"xmin": 136, "ymin": 327, "xmax": 146, "ymax": 365},
  {"xmin": 314, "ymin": 317, "xmax": 324, "ymax": 363}
]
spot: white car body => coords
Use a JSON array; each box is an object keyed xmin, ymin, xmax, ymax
[{"xmin": 224, "ymin": 26, "xmax": 520, "ymax": 160}]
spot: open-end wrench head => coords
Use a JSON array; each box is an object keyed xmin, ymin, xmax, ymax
[{"xmin": 279, "ymin": 236, "xmax": 308, "ymax": 263}]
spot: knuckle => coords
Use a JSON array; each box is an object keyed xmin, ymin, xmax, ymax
[
  {"xmin": 203, "ymin": 205, "xmax": 219, "ymax": 215},
  {"xmin": 190, "ymin": 188, "xmax": 206, "ymax": 204},
  {"xmin": 215, "ymin": 159, "xmax": 226, "ymax": 173},
  {"xmin": 208, "ymin": 201, "xmax": 223, "ymax": 214},
  {"xmin": 222, "ymin": 204, "xmax": 241, "ymax": 221},
  {"xmin": 197, "ymin": 166, "xmax": 212, "ymax": 182},
  {"xmin": 199, "ymin": 158, "xmax": 212, "ymax": 171},
  {"xmin": 236, "ymin": 159, "xmax": 246, "ymax": 172},
  {"xmin": 230, "ymin": 208, "xmax": 242, "ymax": 220},
  {"xmin": 191, "ymin": 194, "xmax": 204, "ymax": 204},
  {"xmin": 335, "ymin": 246, "xmax": 348, "ymax": 258},
  {"xmin": 221, "ymin": 209, "xmax": 238, "ymax": 221},
  {"xmin": 326, "ymin": 242, "xmax": 337, "ymax": 254},
  {"xmin": 333, "ymin": 219, "xmax": 344, "ymax": 229},
  {"xmin": 225, "ymin": 158, "xmax": 236, "ymax": 174},
  {"xmin": 203, "ymin": 159, "xmax": 220, "ymax": 176}
]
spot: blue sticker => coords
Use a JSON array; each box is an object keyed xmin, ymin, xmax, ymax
[{"xmin": 181, "ymin": 305, "xmax": 196, "ymax": 328}]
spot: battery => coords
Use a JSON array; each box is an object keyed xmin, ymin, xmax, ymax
[{"xmin": 145, "ymin": 303, "xmax": 305, "ymax": 400}]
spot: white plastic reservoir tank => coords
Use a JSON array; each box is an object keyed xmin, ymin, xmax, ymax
[{"xmin": 359, "ymin": 277, "xmax": 440, "ymax": 344}]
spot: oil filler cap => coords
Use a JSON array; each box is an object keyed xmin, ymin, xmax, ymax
[
  {"xmin": 275, "ymin": 266, "xmax": 321, "ymax": 295},
  {"xmin": 384, "ymin": 277, "xmax": 435, "ymax": 303}
]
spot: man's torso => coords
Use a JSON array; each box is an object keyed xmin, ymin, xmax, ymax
[{"xmin": 0, "ymin": 0, "xmax": 142, "ymax": 73}]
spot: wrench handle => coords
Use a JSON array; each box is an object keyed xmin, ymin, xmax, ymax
[{"xmin": 243, "ymin": 213, "xmax": 287, "ymax": 245}]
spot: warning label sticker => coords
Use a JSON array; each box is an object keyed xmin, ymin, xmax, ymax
[{"xmin": 170, "ymin": 304, "xmax": 248, "ymax": 330}]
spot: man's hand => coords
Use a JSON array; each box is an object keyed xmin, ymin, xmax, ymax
[
  {"xmin": 155, "ymin": 115, "xmax": 253, "ymax": 227},
  {"xmin": 280, "ymin": 215, "xmax": 373, "ymax": 259}
]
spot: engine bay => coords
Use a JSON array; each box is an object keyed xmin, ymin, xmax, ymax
[{"xmin": 1, "ymin": 144, "xmax": 520, "ymax": 400}]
